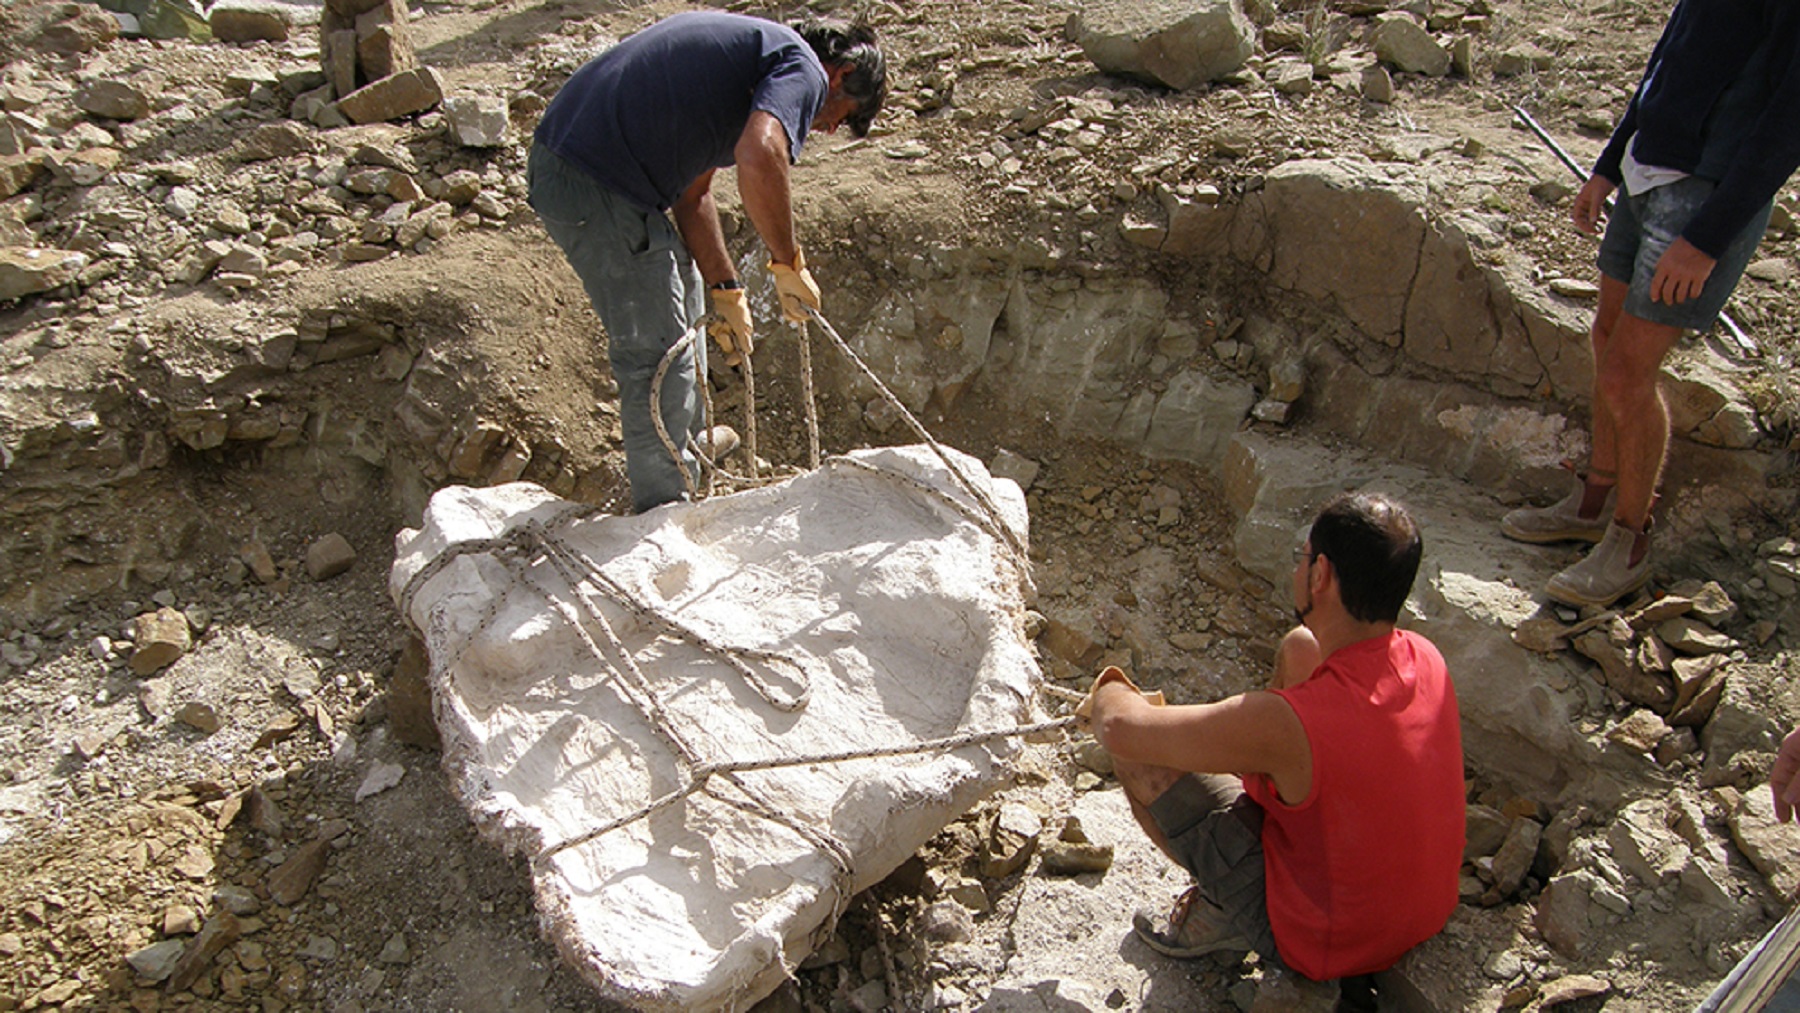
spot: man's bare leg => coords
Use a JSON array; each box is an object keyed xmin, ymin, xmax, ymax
[
  {"xmin": 1581, "ymin": 275, "xmax": 1631, "ymax": 510},
  {"xmin": 1594, "ymin": 310, "xmax": 1683, "ymax": 546},
  {"xmin": 1546, "ymin": 303, "xmax": 1684, "ymax": 604},
  {"xmin": 1114, "ymin": 759, "xmax": 1186, "ymax": 864},
  {"xmin": 1499, "ymin": 279, "xmax": 1628, "ymax": 546}
]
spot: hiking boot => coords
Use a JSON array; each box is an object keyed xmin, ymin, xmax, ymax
[
  {"xmin": 1545, "ymin": 519, "xmax": 1653, "ymax": 608},
  {"xmin": 1501, "ymin": 474, "xmax": 1612, "ymax": 545},
  {"xmin": 695, "ymin": 425, "xmax": 740, "ymax": 461},
  {"xmin": 1131, "ymin": 886, "xmax": 1250, "ymax": 959},
  {"xmin": 1250, "ymin": 964, "xmax": 1341, "ymax": 1012}
]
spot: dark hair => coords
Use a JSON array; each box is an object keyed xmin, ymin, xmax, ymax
[
  {"xmin": 1306, "ymin": 492, "xmax": 1422, "ymax": 624},
  {"xmin": 797, "ymin": 18, "xmax": 886, "ymax": 138}
]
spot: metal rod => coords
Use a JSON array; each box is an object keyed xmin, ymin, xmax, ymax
[
  {"xmin": 1513, "ymin": 104, "xmax": 1588, "ymax": 182},
  {"xmin": 1511, "ymin": 104, "xmax": 1758, "ymax": 356}
]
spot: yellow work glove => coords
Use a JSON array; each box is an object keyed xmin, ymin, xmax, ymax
[
  {"xmin": 707, "ymin": 285, "xmax": 753, "ymax": 368},
  {"xmin": 768, "ymin": 249, "xmax": 822, "ymax": 324}
]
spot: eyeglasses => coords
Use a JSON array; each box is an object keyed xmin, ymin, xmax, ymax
[{"xmin": 1292, "ymin": 545, "xmax": 1316, "ymax": 565}]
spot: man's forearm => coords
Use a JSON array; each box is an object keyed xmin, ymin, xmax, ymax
[
  {"xmin": 739, "ymin": 168, "xmax": 797, "ymax": 264},
  {"xmin": 735, "ymin": 114, "xmax": 800, "ymax": 265},
  {"xmin": 672, "ymin": 188, "xmax": 734, "ymax": 286}
]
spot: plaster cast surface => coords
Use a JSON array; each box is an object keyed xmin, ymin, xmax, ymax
[{"xmin": 389, "ymin": 445, "xmax": 1040, "ymax": 1011}]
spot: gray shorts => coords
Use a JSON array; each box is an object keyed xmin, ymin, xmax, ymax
[
  {"xmin": 1596, "ymin": 174, "xmax": 1773, "ymax": 332},
  {"xmin": 1147, "ymin": 773, "xmax": 1279, "ymax": 959}
]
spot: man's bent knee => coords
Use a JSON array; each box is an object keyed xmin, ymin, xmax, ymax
[{"xmin": 1114, "ymin": 758, "xmax": 1188, "ymax": 808}]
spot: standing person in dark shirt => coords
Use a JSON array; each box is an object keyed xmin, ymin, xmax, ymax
[
  {"xmin": 528, "ymin": 13, "xmax": 886, "ymax": 513},
  {"xmin": 1501, "ymin": 0, "xmax": 1800, "ymax": 607}
]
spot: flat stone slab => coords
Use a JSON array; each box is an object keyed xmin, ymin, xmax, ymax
[{"xmin": 389, "ymin": 445, "xmax": 1039, "ymax": 1011}]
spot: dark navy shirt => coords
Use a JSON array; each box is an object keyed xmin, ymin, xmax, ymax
[
  {"xmin": 534, "ymin": 12, "xmax": 828, "ymax": 212},
  {"xmin": 1594, "ymin": 0, "xmax": 1800, "ymax": 257}
]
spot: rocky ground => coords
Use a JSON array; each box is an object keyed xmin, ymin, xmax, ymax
[{"xmin": 2, "ymin": 0, "xmax": 1799, "ymax": 1011}]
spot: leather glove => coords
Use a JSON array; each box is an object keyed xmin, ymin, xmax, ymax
[
  {"xmin": 707, "ymin": 285, "xmax": 753, "ymax": 368},
  {"xmin": 768, "ymin": 248, "xmax": 822, "ymax": 324}
]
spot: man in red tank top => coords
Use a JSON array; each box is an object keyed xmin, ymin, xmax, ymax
[{"xmin": 1084, "ymin": 492, "xmax": 1465, "ymax": 1009}]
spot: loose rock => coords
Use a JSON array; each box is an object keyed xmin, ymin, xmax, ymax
[
  {"xmin": 355, "ymin": 760, "xmax": 406, "ymax": 801},
  {"xmin": 129, "ymin": 607, "xmax": 192, "ymax": 676},
  {"xmin": 267, "ymin": 839, "xmax": 331, "ymax": 905},
  {"xmin": 167, "ymin": 912, "xmax": 243, "ymax": 992},
  {"xmin": 126, "ymin": 938, "xmax": 187, "ymax": 982},
  {"xmin": 305, "ymin": 532, "xmax": 356, "ymax": 580},
  {"xmin": 174, "ymin": 701, "xmax": 221, "ymax": 734}
]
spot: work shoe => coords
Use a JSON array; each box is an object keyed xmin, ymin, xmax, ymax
[
  {"xmin": 1501, "ymin": 474, "xmax": 1612, "ymax": 544},
  {"xmin": 694, "ymin": 425, "xmax": 740, "ymax": 461},
  {"xmin": 1131, "ymin": 886, "xmax": 1250, "ymax": 959},
  {"xmin": 1544, "ymin": 519, "xmax": 1652, "ymax": 608}
]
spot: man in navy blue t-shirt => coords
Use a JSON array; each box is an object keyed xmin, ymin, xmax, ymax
[
  {"xmin": 528, "ymin": 13, "xmax": 886, "ymax": 513},
  {"xmin": 1502, "ymin": 0, "xmax": 1800, "ymax": 607}
]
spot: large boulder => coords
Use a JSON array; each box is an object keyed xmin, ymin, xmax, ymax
[
  {"xmin": 34, "ymin": 2, "xmax": 124, "ymax": 52},
  {"xmin": 209, "ymin": 0, "xmax": 301, "ymax": 42},
  {"xmin": 74, "ymin": 79, "xmax": 151, "ymax": 121},
  {"xmin": 390, "ymin": 446, "xmax": 1040, "ymax": 1011},
  {"xmin": 1069, "ymin": 0, "xmax": 1254, "ymax": 90}
]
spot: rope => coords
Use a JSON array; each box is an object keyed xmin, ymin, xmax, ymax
[
  {"xmin": 641, "ymin": 305, "xmax": 1036, "ymax": 614},
  {"xmin": 699, "ymin": 358, "xmax": 718, "ymax": 501},
  {"xmin": 394, "ymin": 502, "xmax": 599, "ymax": 642},
  {"xmin": 533, "ymin": 529, "xmax": 812, "ymax": 713},
  {"xmin": 649, "ymin": 305, "xmax": 1028, "ymax": 569},
  {"xmin": 742, "ymin": 320, "xmax": 760, "ymax": 483},
  {"xmin": 821, "ymin": 455, "xmax": 1032, "ymax": 592},
  {"xmin": 874, "ymin": 902, "xmax": 902, "ymax": 1009},
  {"xmin": 800, "ymin": 308, "xmax": 1033, "ymax": 571},
  {"xmin": 649, "ymin": 319, "xmax": 771, "ymax": 501},
  {"xmin": 536, "ymin": 716, "xmax": 1077, "ymax": 864},
  {"xmin": 797, "ymin": 318, "xmax": 821, "ymax": 470},
  {"xmin": 648, "ymin": 322, "xmax": 706, "ymax": 504}
]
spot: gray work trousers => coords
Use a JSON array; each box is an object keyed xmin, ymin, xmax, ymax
[{"xmin": 527, "ymin": 141, "xmax": 707, "ymax": 513}]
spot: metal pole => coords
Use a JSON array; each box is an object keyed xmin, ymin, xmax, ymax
[{"xmin": 1511, "ymin": 104, "xmax": 1758, "ymax": 356}]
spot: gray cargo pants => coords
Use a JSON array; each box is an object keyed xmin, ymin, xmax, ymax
[{"xmin": 527, "ymin": 141, "xmax": 707, "ymax": 513}]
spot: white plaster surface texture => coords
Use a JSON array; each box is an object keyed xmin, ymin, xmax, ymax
[{"xmin": 388, "ymin": 444, "xmax": 1040, "ymax": 1012}]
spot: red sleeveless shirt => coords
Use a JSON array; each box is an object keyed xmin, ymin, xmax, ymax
[{"xmin": 1243, "ymin": 630, "xmax": 1464, "ymax": 981}]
